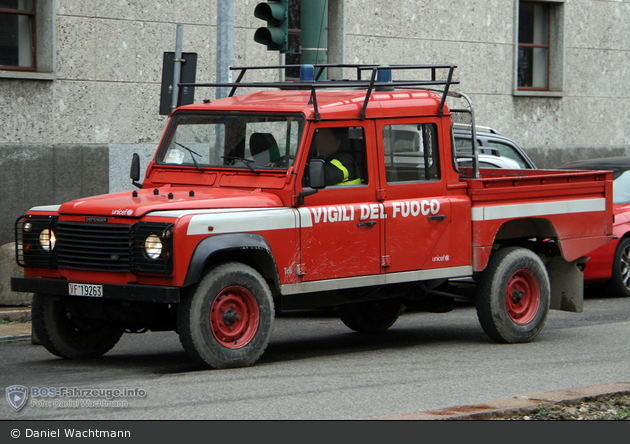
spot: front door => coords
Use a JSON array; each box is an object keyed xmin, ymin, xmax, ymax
[{"xmin": 298, "ymin": 122, "xmax": 383, "ymax": 282}]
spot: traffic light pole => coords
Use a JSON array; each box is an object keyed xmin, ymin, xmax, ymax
[
  {"xmin": 216, "ymin": 0, "xmax": 234, "ymax": 100},
  {"xmin": 301, "ymin": 0, "xmax": 328, "ymax": 78},
  {"xmin": 171, "ymin": 25, "xmax": 184, "ymax": 112}
]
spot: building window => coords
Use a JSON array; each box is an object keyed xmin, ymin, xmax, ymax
[
  {"xmin": 0, "ymin": 0, "xmax": 55, "ymax": 79},
  {"xmin": 518, "ymin": 2, "xmax": 549, "ymax": 89},
  {"xmin": 515, "ymin": 1, "xmax": 564, "ymax": 95},
  {"xmin": 0, "ymin": 0, "xmax": 36, "ymax": 70}
]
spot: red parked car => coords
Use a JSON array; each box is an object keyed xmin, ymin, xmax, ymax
[{"xmin": 561, "ymin": 157, "xmax": 630, "ymax": 297}]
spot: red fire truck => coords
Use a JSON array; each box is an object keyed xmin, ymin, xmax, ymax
[{"xmin": 12, "ymin": 65, "xmax": 613, "ymax": 369}]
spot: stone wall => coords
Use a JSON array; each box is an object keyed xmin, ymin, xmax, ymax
[
  {"xmin": 344, "ymin": 0, "xmax": 630, "ymax": 167},
  {"xmin": 1, "ymin": 0, "xmax": 630, "ymax": 247},
  {"xmin": 0, "ymin": 0, "xmax": 278, "ymax": 245}
]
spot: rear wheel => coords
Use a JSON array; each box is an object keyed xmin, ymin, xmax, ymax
[
  {"xmin": 32, "ymin": 294, "xmax": 123, "ymax": 359},
  {"xmin": 336, "ymin": 298, "xmax": 405, "ymax": 333},
  {"xmin": 606, "ymin": 237, "xmax": 630, "ymax": 297},
  {"xmin": 177, "ymin": 262, "xmax": 274, "ymax": 369},
  {"xmin": 476, "ymin": 247, "xmax": 550, "ymax": 343}
]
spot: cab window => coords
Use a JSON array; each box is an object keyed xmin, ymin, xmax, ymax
[
  {"xmin": 304, "ymin": 126, "xmax": 368, "ymax": 188},
  {"xmin": 383, "ymin": 123, "xmax": 440, "ymax": 183}
]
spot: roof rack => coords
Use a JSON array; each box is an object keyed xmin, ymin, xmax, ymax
[
  {"xmin": 178, "ymin": 63, "xmax": 459, "ymax": 122},
  {"xmin": 452, "ymin": 122, "xmax": 501, "ymax": 135}
]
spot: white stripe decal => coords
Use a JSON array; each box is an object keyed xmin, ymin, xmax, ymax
[
  {"xmin": 29, "ymin": 205, "xmax": 62, "ymax": 212},
  {"xmin": 471, "ymin": 198, "xmax": 606, "ymax": 222},
  {"xmin": 187, "ymin": 209, "xmax": 300, "ymax": 235},
  {"xmin": 298, "ymin": 208, "xmax": 313, "ymax": 228},
  {"xmin": 281, "ymin": 266, "xmax": 473, "ymax": 295},
  {"xmin": 149, "ymin": 208, "xmax": 272, "ymax": 219}
]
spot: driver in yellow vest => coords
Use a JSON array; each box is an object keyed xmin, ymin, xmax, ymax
[{"xmin": 314, "ymin": 128, "xmax": 362, "ymax": 186}]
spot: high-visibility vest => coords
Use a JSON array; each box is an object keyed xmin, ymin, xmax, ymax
[{"xmin": 330, "ymin": 159, "xmax": 362, "ymax": 186}]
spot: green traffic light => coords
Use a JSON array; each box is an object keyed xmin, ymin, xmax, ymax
[
  {"xmin": 254, "ymin": 1, "xmax": 288, "ymax": 53},
  {"xmin": 254, "ymin": 2, "xmax": 285, "ymax": 25},
  {"xmin": 254, "ymin": 27, "xmax": 286, "ymax": 50}
]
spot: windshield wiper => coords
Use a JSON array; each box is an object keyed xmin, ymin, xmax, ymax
[
  {"xmin": 175, "ymin": 142, "xmax": 202, "ymax": 171},
  {"xmin": 222, "ymin": 156, "xmax": 260, "ymax": 175}
]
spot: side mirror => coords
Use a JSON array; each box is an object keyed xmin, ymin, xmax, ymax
[
  {"xmin": 130, "ymin": 153, "xmax": 143, "ymax": 189},
  {"xmin": 308, "ymin": 159, "xmax": 327, "ymax": 190},
  {"xmin": 297, "ymin": 159, "xmax": 326, "ymax": 207}
]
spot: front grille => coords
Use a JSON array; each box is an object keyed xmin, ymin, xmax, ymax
[{"xmin": 56, "ymin": 222, "xmax": 132, "ymax": 272}]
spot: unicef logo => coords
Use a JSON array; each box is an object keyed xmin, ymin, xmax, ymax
[
  {"xmin": 111, "ymin": 209, "xmax": 134, "ymax": 216},
  {"xmin": 432, "ymin": 255, "xmax": 451, "ymax": 262}
]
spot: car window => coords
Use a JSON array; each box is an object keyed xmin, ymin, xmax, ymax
[
  {"xmin": 383, "ymin": 124, "xmax": 440, "ymax": 183},
  {"xmin": 454, "ymin": 137, "xmax": 482, "ymax": 151},
  {"xmin": 613, "ymin": 170, "xmax": 630, "ymax": 204},
  {"xmin": 485, "ymin": 141, "xmax": 530, "ymax": 169},
  {"xmin": 304, "ymin": 126, "xmax": 368, "ymax": 188}
]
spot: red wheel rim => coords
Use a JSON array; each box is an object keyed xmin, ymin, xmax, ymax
[
  {"xmin": 505, "ymin": 269, "xmax": 540, "ymax": 325},
  {"xmin": 210, "ymin": 286, "xmax": 259, "ymax": 349}
]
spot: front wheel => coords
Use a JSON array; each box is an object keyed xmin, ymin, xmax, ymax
[
  {"xmin": 605, "ymin": 237, "xmax": 630, "ymax": 297},
  {"xmin": 336, "ymin": 298, "xmax": 405, "ymax": 333},
  {"xmin": 177, "ymin": 262, "xmax": 274, "ymax": 369},
  {"xmin": 476, "ymin": 247, "xmax": 550, "ymax": 343},
  {"xmin": 32, "ymin": 294, "xmax": 123, "ymax": 359}
]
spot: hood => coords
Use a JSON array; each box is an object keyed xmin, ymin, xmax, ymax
[{"xmin": 58, "ymin": 187, "xmax": 284, "ymax": 218}]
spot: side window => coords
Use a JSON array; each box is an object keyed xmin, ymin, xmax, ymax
[
  {"xmin": 304, "ymin": 126, "xmax": 368, "ymax": 188},
  {"xmin": 383, "ymin": 124, "xmax": 440, "ymax": 183},
  {"xmin": 486, "ymin": 141, "xmax": 529, "ymax": 169}
]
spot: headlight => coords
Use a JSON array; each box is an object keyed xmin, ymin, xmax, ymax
[
  {"xmin": 39, "ymin": 229, "xmax": 56, "ymax": 252},
  {"xmin": 144, "ymin": 234, "xmax": 163, "ymax": 259}
]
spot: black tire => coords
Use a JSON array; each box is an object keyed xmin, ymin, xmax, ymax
[
  {"xmin": 476, "ymin": 247, "xmax": 550, "ymax": 343},
  {"xmin": 605, "ymin": 237, "xmax": 630, "ymax": 297},
  {"xmin": 336, "ymin": 298, "xmax": 405, "ymax": 333},
  {"xmin": 32, "ymin": 294, "xmax": 123, "ymax": 359},
  {"xmin": 177, "ymin": 262, "xmax": 274, "ymax": 369}
]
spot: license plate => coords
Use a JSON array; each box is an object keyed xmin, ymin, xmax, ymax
[{"xmin": 68, "ymin": 283, "xmax": 103, "ymax": 297}]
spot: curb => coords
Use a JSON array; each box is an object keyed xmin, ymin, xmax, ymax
[
  {"xmin": 377, "ymin": 382, "xmax": 630, "ymax": 420},
  {"xmin": 0, "ymin": 307, "xmax": 31, "ymax": 323},
  {"xmin": 0, "ymin": 307, "xmax": 32, "ymax": 342}
]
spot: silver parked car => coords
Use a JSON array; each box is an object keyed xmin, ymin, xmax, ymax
[{"xmin": 453, "ymin": 123, "xmax": 536, "ymax": 169}]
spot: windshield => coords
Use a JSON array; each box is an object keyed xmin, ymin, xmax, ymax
[{"xmin": 157, "ymin": 113, "xmax": 305, "ymax": 171}]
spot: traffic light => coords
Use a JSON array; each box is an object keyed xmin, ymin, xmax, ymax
[{"xmin": 254, "ymin": 1, "xmax": 289, "ymax": 52}]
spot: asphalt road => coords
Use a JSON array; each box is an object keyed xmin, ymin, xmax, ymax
[{"xmin": 2, "ymin": 291, "xmax": 629, "ymax": 420}]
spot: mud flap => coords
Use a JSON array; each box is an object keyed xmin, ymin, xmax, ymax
[{"xmin": 547, "ymin": 257, "xmax": 587, "ymax": 313}]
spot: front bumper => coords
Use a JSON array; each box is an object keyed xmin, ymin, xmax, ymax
[{"xmin": 11, "ymin": 277, "xmax": 180, "ymax": 304}]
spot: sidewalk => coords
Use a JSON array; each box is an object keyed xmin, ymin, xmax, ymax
[
  {"xmin": 0, "ymin": 306, "xmax": 32, "ymax": 342},
  {"xmin": 378, "ymin": 382, "xmax": 630, "ymax": 420}
]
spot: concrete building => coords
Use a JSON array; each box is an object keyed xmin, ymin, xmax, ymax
[{"xmin": 1, "ymin": 0, "xmax": 629, "ymax": 247}]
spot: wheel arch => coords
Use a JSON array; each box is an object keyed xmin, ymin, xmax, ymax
[
  {"xmin": 474, "ymin": 217, "xmax": 560, "ymax": 272},
  {"xmin": 182, "ymin": 233, "xmax": 281, "ymax": 296}
]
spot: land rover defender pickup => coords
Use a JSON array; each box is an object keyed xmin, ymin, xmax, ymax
[{"xmin": 12, "ymin": 64, "xmax": 613, "ymax": 369}]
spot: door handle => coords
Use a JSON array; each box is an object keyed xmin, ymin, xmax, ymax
[
  {"xmin": 357, "ymin": 221, "xmax": 377, "ymax": 227},
  {"xmin": 428, "ymin": 215, "xmax": 447, "ymax": 221}
]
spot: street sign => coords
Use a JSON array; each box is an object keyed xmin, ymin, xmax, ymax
[{"xmin": 159, "ymin": 52, "xmax": 198, "ymax": 116}]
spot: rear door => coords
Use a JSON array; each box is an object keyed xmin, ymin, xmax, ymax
[{"xmin": 376, "ymin": 118, "xmax": 453, "ymax": 273}]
